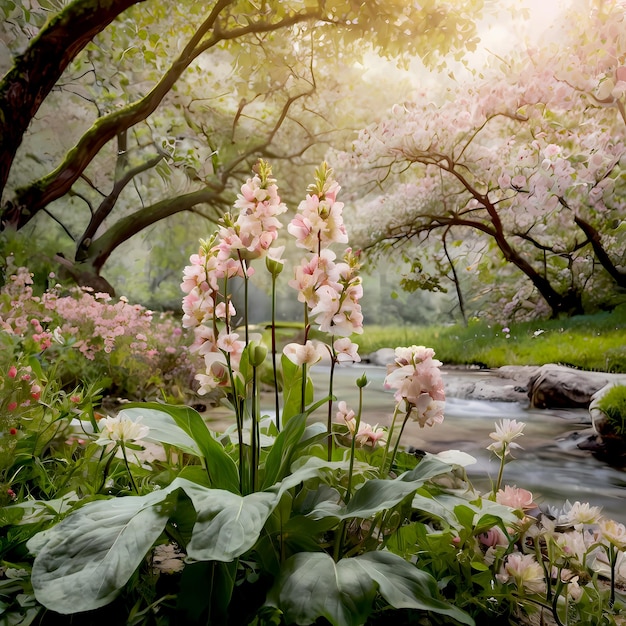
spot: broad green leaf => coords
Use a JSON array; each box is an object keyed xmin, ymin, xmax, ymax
[
  {"xmin": 351, "ymin": 552, "xmax": 474, "ymax": 625},
  {"xmin": 261, "ymin": 410, "xmax": 308, "ymax": 489},
  {"xmin": 27, "ymin": 487, "xmax": 178, "ymax": 614},
  {"xmin": 119, "ymin": 407, "xmax": 200, "ymax": 456},
  {"xmin": 181, "ymin": 482, "xmax": 278, "ymax": 562},
  {"xmin": 280, "ymin": 354, "xmax": 313, "ymax": 424},
  {"xmin": 307, "ymin": 456, "xmax": 452, "ymax": 522},
  {"xmin": 262, "ymin": 397, "xmax": 333, "ymax": 489},
  {"xmin": 125, "ymin": 402, "xmax": 239, "ymax": 493},
  {"xmin": 268, "ymin": 552, "xmax": 377, "ymax": 626}
]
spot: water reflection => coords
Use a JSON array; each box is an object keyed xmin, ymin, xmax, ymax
[{"xmin": 309, "ymin": 365, "xmax": 626, "ymax": 524}]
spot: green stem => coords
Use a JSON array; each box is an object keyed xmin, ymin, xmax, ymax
[
  {"xmin": 239, "ymin": 253, "xmax": 250, "ymax": 344},
  {"xmin": 300, "ymin": 362, "xmax": 307, "ymax": 415},
  {"xmin": 609, "ymin": 544, "xmax": 617, "ymax": 607},
  {"xmin": 379, "ymin": 404, "xmax": 401, "ymax": 477},
  {"xmin": 251, "ymin": 364, "xmax": 258, "ymax": 492},
  {"xmin": 327, "ymin": 356, "xmax": 336, "ymax": 462},
  {"xmin": 271, "ymin": 274, "xmax": 280, "ymax": 431},
  {"xmin": 493, "ymin": 443, "xmax": 508, "ymax": 497},
  {"xmin": 387, "ymin": 409, "xmax": 412, "ymax": 477},
  {"xmin": 551, "ymin": 579, "xmax": 566, "ymax": 626},
  {"xmin": 345, "ymin": 382, "xmax": 364, "ymax": 504},
  {"xmin": 120, "ymin": 442, "xmax": 139, "ymax": 495},
  {"xmin": 225, "ymin": 352, "xmax": 244, "ymax": 493},
  {"xmin": 97, "ymin": 445, "xmax": 116, "ymax": 492}
]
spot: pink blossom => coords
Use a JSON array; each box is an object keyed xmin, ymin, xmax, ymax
[
  {"xmin": 7, "ymin": 401, "xmax": 17, "ymax": 411},
  {"xmin": 496, "ymin": 485, "xmax": 535, "ymax": 511},
  {"xmin": 7, "ymin": 365, "xmax": 17, "ymax": 379},
  {"xmin": 333, "ymin": 337, "xmax": 360, "ymax": 363},
  {"xmin": 283, "ymin": 341, "xmax": 324, "ymax": 366},
  {"xmin": 497, "ymin": 553, "xmax": 546, "ymax": 594},
  {"xmin": 384, "ymin": 346, "xmax": 445, "ymax": 426}
]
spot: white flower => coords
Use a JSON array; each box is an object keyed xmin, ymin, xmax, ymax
[
  {"xmin": 95, "ymin": 414, "xmax": 150, "ymax": 446},
  {"xmin": 487, "ymin": 419, "xmax": 525, "ymax": 457}
]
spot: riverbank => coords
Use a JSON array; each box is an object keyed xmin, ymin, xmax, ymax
[{"xmin": 364, "ymin": 348, "xmax": 626, "ymax": 407}]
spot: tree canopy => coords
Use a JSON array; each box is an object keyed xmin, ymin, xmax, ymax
[
  {"xmin": 337, "ymin": 0, "xmax": 626, "ymax": 321},
  {"xmin": 0, "ymin": 0, "xmax": 484, "ymax": 293}
]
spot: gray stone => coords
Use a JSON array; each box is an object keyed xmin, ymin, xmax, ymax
[{"xmin": 527, "ymin": 364, "xmax": 626, "ymax": 409}]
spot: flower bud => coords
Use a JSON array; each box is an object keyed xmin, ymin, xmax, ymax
[
  {"xmin": 249, "ymin": 341, "xmax": 268, "ymax": 367},
  {"xmin": 356, "ymin": 373, "xmax": 368, "ymax": 388},
  {"xmin": 266, "ymin": 255, "xmax": 284, "ymax": 277}
]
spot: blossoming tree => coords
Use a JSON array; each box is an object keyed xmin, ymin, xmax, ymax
[
  {"xmin": 0, "ymin": 0, "xmax": 484, "ymax": 291},
  {"xmin": 338, "ymin": 0, "xmax": 626, "ymax": 320}
]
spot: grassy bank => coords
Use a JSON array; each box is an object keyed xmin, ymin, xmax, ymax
[{"xmin": 355, "ymin": 307, "xmax": 626, "ymax": 373}]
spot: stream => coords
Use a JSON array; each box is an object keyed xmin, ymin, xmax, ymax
[{"xmin": 307, "ymin": 364, "xmax": 626, "ymax": 525}]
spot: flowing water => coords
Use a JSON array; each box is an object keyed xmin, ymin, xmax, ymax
[{"xmin": 307, "ymin": 365, "xmax": 626, "ymax": 524}]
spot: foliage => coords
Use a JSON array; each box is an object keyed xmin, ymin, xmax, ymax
[
  {"xmin": 0, "ymin": 257, "xmax": 200, "ymax": 402},
  {"xmin": 0, "ymin": 161, "xmax": 624, "ymax": 626},
  {"xmin": 336, "ymin": 0, "xmax": 626, "ymax": 320},
  {"xmin": 596, "ymin": 385, "xmax": 626, "ymax": 437},
  {"xmin": 0, "ymin": 0, "xmax": 485, "ymax": 294}
]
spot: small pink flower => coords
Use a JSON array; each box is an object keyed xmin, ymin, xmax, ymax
[
  {"xmin": 7, "ymin": 401, "xmax": 17, "ymax": 411},
  {"xmin": 7, "ymin": 365, "xmax": 17, "ymax": 379},
  {"xmin": 283, "ymin": 341, "xmax": 323, "ymax": 366},
  {"xmin": 70, "ymin": 395, "xmax": 82, "ymax": 403},
  {"xmin": 496, "ymin": 485, "xmax": 535, "ymax": 511}
]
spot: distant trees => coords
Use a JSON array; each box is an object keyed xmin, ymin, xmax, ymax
[
  {"xmin": 338, "ymin": 0, "xmax": 626, "ymax": 320},
  {"xmin": 0, "ymin": 0, "xmax": 483, "ymax": 292}
]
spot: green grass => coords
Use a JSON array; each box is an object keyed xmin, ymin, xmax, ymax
[{"xmin": 355, "ymin": 307, "xmax": 626, "ymax": 373}]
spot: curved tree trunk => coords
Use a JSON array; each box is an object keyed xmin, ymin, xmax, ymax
[
  {"xmin": 0, "ymin": 0, "xmax": 146, "ymax": 221},
  {"xmin": 575, "ymin": 215, "xmax": 626, "ymax": 288}
]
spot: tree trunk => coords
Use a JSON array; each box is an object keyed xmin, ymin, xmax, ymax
[{"xmin": 0, "ymin": 0, "xmax": 146, "ymax": 218}]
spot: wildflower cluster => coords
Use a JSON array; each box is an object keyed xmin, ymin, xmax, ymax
[
  {"xmin": 384, "ymin": 345, "xmax": 446, "ymax": 427},
  {"xmin": 181, "ymin": 160, "xmax": 364, "ymax": 403},
  {"xmin": 0, "ymin": 260, "xmax": 198, "ymax": 401}
]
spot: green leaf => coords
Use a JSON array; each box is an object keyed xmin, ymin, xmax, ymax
[
  {"xmin": 262, "ymin": 397, "xmax": 333, "ymax": 489},
  {"xmin": 308, "ymin": 456, "xmax": 452, "ymax": 522},
  {"xmin": 352, "ymin": 552, "xmax": 474, "ymax": 625},
  {"xmin": 180, "ymin": 482, "xmax": 278, "ymax": 562},
  {"xmin": 27, "ymin": 487, "xmax": 178, "ymax": 614},
  {"xmin": 125, "ymin": 402, "xmax": 239, "ymax": 493},
  {"xmin": 261, "ymin": 410, "xmax": 308, "ymax": 489},
  {"xmin": 119, "ymin": 407, "xmax": 200, "ymax": 456},
  {"xmin": 268, "ymin": 552, "xmax": 377, "ymax": 626},
  {"xmin": 280, "ymin": 355, "xmax": 313, "ymax": 424}
]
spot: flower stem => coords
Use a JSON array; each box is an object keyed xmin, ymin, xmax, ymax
[
  {"xmin": 379, "ymin": 404, "xmax": 401, "ymax": 477},
  {"xmin": 327, "ymin": 357, "xmax": 336, "ymax": 462},
  {"xmin": 386, "ymin": 409, "xmax": 412, "ymax": 477},
  {"xmin": 345, "ymin": 382, "xmax": 364, "ymax": 504},
  {"xmin": 493, "ymin": 443, "xmax": 507, "ymax": 497},
  {"xmin": 120, "ymin": 443, "xmax": 139, "ymax": 495},
  {"xmin": 271, "ymin": 273, "xmax": 280, "ymax": 431}
]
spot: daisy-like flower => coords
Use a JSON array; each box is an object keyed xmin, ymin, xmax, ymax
[
  {"xmin": 564, "ymin": 501, "xmax": 603, "ymax": 528},
  {"xmin": 496, "ymin": 552, "xmax": 546, "ymax": 594},
  {"xmin": 598, "ymin": 518, "xmax": 626, "ymax": 550},
  {"xmin": 95, "ymin": 414, "xmax": 150, "ymax": 446},
  {"xmin": 487, "ymin": 419, "xmax": 525, "ymax": 458}
]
